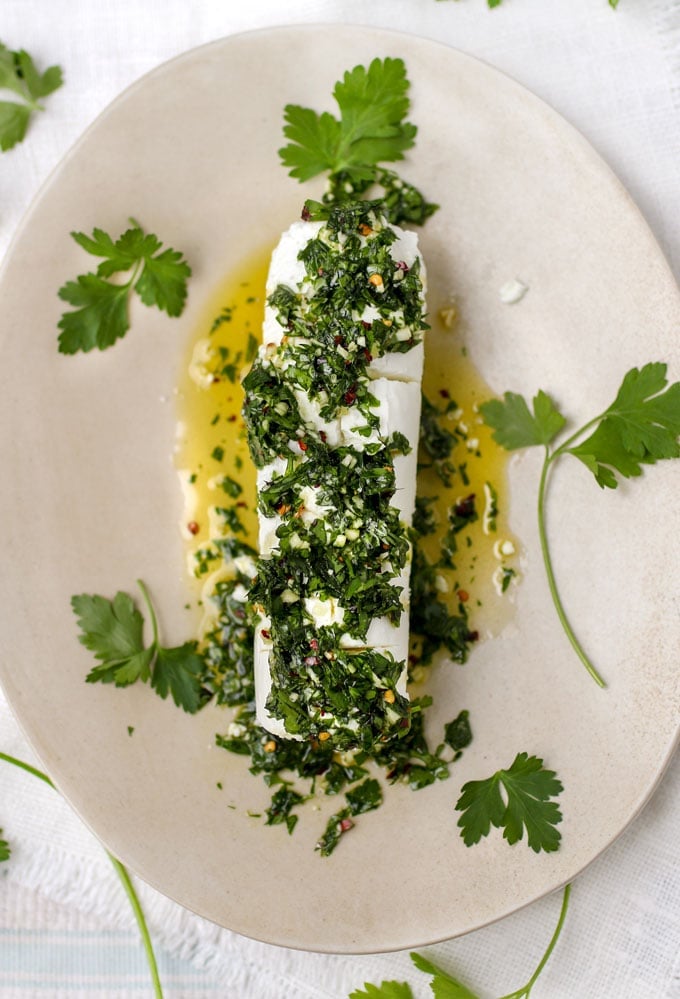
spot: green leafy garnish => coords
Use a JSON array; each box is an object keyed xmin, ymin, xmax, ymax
[
  {"xmin": 316, "ymin": 778, "xmax": 383, "ymax": 856},
  {"xmin": 480, "ymin": 390, "xmax": 566, "ymax": 451},
  {"xmin": 0, "ymin": 41, "xmax": 63, "ymax": 151},
  {"xmin": 281, "ymin": 57, "xmax": 415, "ymax": 180},
  {"xmin": 279, "ymin": 58, "xmax": 436, "ymax": 225},
  {"xmin": 72, "ymin": 580, "xmax": 207, "ymax": 713},
  {"xmin": 265, "ymin": 784, "xmax": 306, "ymax": 835},
  {"xmin": 411, "ymin": 953, "xmax": 479, "ymax": 998},
  {"xmin": 0, "ymin": 828, "xmax": 10, "ymax": 862},
  {"xmin": 57, "ymin": 221, "xmax": 191, "ymax": 354},
  {"xmin": 349, "ymin": 983, "xmax": 414, "ymax": 999},
  {"xmin": 480, "ymin": 363, "xmax": 680, "ymax": 687},
  {"xmin": 455, "ymin": 753, "xmax": 563, "ymax": 853}
]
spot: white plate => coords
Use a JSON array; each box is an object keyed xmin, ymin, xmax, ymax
[{"xmin": 0, "ymin": 26, "xmax": 678, "ymax": 953}]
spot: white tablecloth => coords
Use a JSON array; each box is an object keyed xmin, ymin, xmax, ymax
[{"xmin": 1, "ymin": 1, "xmax": 679, "ymax": 997}]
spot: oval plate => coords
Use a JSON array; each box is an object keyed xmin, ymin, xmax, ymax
[{"xmin": 0, "ymin": 25, "xmax": 678, "ymax": 953}]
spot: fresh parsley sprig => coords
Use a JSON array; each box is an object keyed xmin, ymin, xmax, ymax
[
  {"xmin": 350, "ymin": 884, "xmax": 572, "ymax": 999},
  {"xmin": 0, "ymin": 41, "xmax": 63, "ymax": 151},
  {"xmin": 57, "ymin": 221, "xmax": 191, "ymax": 354},
  {"xmin": 455, "ymin": 753, "xmax": 563, "ymax": 853},
  {"xmin": 280, "ymin": 57, "xmax": 415, "ymax": 180},
  {"xmin": 279, "ymin": 58, "xmax": 437, "ymax": 225},
  {"xmin": 480, "ymin": 363, "xmax": 680, "ymax": 687},
  {"xmin": 72, "ymin": 580, "xmax": 207, "ymax": 713}
]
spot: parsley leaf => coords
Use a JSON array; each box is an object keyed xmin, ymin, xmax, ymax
[
  {"xmin": 72, "ymin": 591, "xmax": 153, "ymax": 686},
  {"xmin": 0, "ymin": 41, "xmax": 63, "ymax": 151},
  {"xmin": 410, "ymin": 953, "xmax": 479, "ymax": 999},
  {"xmin": 479, "ymin": 389, "xmax": 566, "ymax": 450},
  {"xmin": 57, "ymin": 274, "xmax": 131, "ymax": 353},
  {"xmin": 480, "ymin": 363, "xmax": 680, "ymax": 687},
  {"xmin": 57, "ymin": 222, "xmax": 191, "ymax": 354},
  {"xmin": 279, "ymin": 59, "xmax": 436, "ymax": 225},
  {"xmin": 280, "ymin": 57, "xmax": 415, "ymax": 180},
  {"xmin": 349, "ymin": 983, "xmax": 414, "ymax": 999},
  {"xmin": 567, "ymin": 363, "xmax": 680, "ymax": 488},
  {"xmin": 73, "ymin": 580, "xmax": 207, "ymax": 713},
  {"xmin": 151, "ymin": 644, "xmax": 205, "ymax": 713},
  {"xmin": 455, "ymin": 753, "xmax": 563, "ymax": 853},
  {"xmin": 0, "ymin": 829, "xmax": 10, "ymax": 863}
]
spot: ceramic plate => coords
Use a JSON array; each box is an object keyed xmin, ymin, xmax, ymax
[{"xmin": 0, "ymin": 26, "xmax": 678, "ymax": 953}]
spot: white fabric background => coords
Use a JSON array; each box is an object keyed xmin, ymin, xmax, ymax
[{"xmin": 1, "ymin": 1, "xmax": 679, "ymax": 997}]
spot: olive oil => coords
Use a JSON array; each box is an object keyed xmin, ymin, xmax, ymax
[{"xmin": 174, "ymin": 250, "xmax": 269, "ymax": 580}]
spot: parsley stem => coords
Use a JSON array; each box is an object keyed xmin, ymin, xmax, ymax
[
  {"xmin": 552, "ymin": 413, "xmax": 605, "ymax": 458},
  {"xmin": 0, "ymin": 750, "xmax": 164, "ymax": 999},
  {"xmin": 498, "ymin": 883, "xmax": 572, "ymax": 999},
  {"xmin": 137, "ymin": 578, "xmax": 160, "ymax": 648},
  {"xmin": 0, "ymin": 750, "xmax": 54, "ymax": 786},
  {"xmin": 109, "ymin": 856, "xmax": 164, "ymax": 999},
  {"xmin": 538, "ymin": 450, "xmax": 606, "ymax": 688}
]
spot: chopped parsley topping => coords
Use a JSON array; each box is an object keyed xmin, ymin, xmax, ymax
[{"xmin": 242, "ymin": 201, "xmax": 428, "ymax": 749}]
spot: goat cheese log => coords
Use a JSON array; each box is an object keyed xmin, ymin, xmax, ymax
[{"xmin": 243, "ymin": 201, "xmax": 427, "ymax": 751}]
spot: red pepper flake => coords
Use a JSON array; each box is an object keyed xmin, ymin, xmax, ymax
[
  {"xmin": 304, "ymin": 656, "xmax": 319, "ymax": 666},
  {"xmin": 466, "ymin": 630, "xmax": 480, "ymax": 643},
  {"xmin": 261, "ymin": 628, "xmax": 271, "ymax": 640},
  {"xmin": 187, "ymin": 521, "xmax": 200, "ymax": 535},
  {"xmin": 395, "ymin": 260, "xmax": 409, "ymax": 272},
  {"xmin": 301, "ymin": 204, "xmax": 312, "ymax": 221},
  {"xmin": 212, "ymin": 376, "xmax": 220, "ymax": 383},
  {"xmin": 309, "ymin": 638, "xmax": 319, "ymax": 650},
  {"xmin": 363, "ymin": 348, "xmax": 373, "ymax": 362},
  {"xmin": 361, "ymin": 320, "xmax": 372, "ymax": 330},
  {"xmin": 344, "ymin": 385, "xmax": 357, "ymax": 406},
  {"xmin": 334, "ymin": 335, "xmax": 344, "ymax": 346},
  {"xmin": 227, "ymin": 414, "xmax": 237, "ymax": 423},
  {"xmin": 454, "ymin": 494, "xmax": 476, "ymax": 518},
  {"xmin": 439, "ymin": 388, "xmax": 450, "ymax": 399},
  {"xmin": 457, "ymin": 589, "xmax": 469, "ymax": 603},
  {"xmin": 319, "ymin": 430, "xmax": 327, "ymax": 443},
  {"xmin": 236, "ymin": 501, "xmax": 248, "ymax": 509},
  {"xmin": 299, "ymin": 440, "xmax": 308, "ymax": 452},
  {"xmin": 340, "ymin": 818, "xmax": 354, "ymax": 833}
]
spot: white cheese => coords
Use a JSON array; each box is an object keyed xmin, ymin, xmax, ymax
[{"xmin": 253, "ymin": 213, "xmax": 426, "ymax": 740}]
